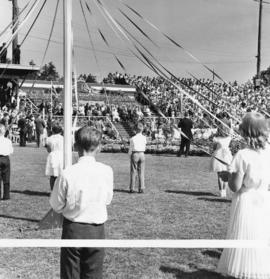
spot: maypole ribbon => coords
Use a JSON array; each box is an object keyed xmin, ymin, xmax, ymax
[
  {"xmin": 0, "ymin": 0, "xmax": 32, "ymax": 39},
  {"xmin": 118, "ymin": 1, "xmax": 244, "ymax": 96},
  {"xmin": 79, "ymin": 0, "xmax": 101, "ymax": 78},
  {"xmin": 95, "ymin": 0, "xmax": 233, "ymax": 165},
  {"xmin": 20, "ymin": 0, "xmax": 48, "ymax": 46},
  {"xmin": 0, "ymin": 0, "xmax": 42, "ymax": 58},
  {"xmin": 27, "ymin": 0, "xmax": 60, "ymax": 95},
  {"xmin": 187, "ymin": 72, "xmax": 242, "ymax": 123},
  {"xmin": 84, "ymin": 0, "xmax": 126, "ymax": 72},
  {"xmin": 96, "ymin": 0, "xmax": 236, "ymax": 137}
]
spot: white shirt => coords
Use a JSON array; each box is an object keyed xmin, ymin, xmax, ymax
[
  {"xmin": 45, "ymin": 134, "xmax": 64, "ymax": 177},
  {"xmin": 0, "ymin": 136, "xmax": 13, "ymax": 156},
  {"xmin": 49, "ymin": 156, "xmax": 113, "ymax": 224},
  {"xmin": 128, "ymin": 133, "xmax": 147, "ymax": 155}
]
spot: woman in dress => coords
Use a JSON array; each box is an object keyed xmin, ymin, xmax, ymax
[
  {"xmin": 217, "ymin": 112, "xmax": 270, "ymax": 279},
  {"xmin": 45, "ymin": 124, "xmax": 64, "ymax": 191},
  {"xmin": 210, "ymin": 113, "xmax": 232, "ymax": 198}
]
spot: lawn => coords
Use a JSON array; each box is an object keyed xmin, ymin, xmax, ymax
[
  {"xmin": 0, "ymin": 248, "xmax": 228, "ymax": 279},
  {"xmin": 0, "ymin": 144, "xmax": 233, "ymax": 278},
  {"xmin": 0, "ymin": 144, "xmax": 231, "ymax": 239}
]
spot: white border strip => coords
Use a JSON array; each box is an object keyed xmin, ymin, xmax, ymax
[{"xmin": 0, "ymin": 240, "xmax": 269, "ymax": 248}]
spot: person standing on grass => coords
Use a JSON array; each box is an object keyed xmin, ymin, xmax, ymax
[
  {"xmin": 45, "ymin": 124, "xmax": 63, "ymax": 191},
  {"xmin": 34, "ymin": 114, "xmax": 46, "ymax": 148},
  {"xmin": 210, "ymin": 121, "xmax": 232, "ymax": 198},
  {"xmin": 50, "ymin": 126, "xmax": 113, "ymax": 279},
  {"xmin": 217, "ymin": 112, "xmax": 270, "ymax": 279},
  {"xmin": 0, "ymin": 124, "xmax": 13, "ymax": 200},
  {"xmin": 177, "ymin": 111, "xmax": 193, "ymax": 157},
  {"xmin": 129, "ymin": 122, "xmax": 147, "ymax": 193}
]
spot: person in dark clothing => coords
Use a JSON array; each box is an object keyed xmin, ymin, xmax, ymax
[
  {"xmin": 177, "ymin": 111, "xmax": 193, "ymax": 157},
  {"xmin": 0, "ymin": 43, "xmax": 7, "ymax": 63},
  {"xmin": 13, "ymin": 45, "xmax": 21, "ymax": 64},
  {"xmin": 0, "ymin": 124, "xmax": 13, "ymax": 200},
  {"xmin": 17, "ymin": 115, "xmax": 28, "ymax": 147},
  {"xmin": 35, "ymin": 114, "xmax": 46, "ymax": 147}
]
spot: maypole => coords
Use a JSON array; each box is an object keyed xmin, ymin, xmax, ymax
[{"xmin": 63, "ymin": 0, "xmax": 73, "ymax": 167}]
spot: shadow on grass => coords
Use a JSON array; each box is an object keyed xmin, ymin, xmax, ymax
[
  {"xmin": 113, "ymin": 189, "xmax": 131, "ymax": 193},
  {"xmin": 0, "ymin": 214, "xmax": 39, "ymax": 223},
  {"xmin": 160, "ymin": 266, "xmax": 228, "ymax": 279},
  {"xmin": 201, "ymin": 249, "xmax": 222, "ymax": 259},
  {"xmin": 11, "ymin": 190, "xmax": 50, "ymax": 197},
  {"xmin": 197, "ymin": 197, "xmax": 231, "ymax": 203},
  {"xmin": 165, "ymin": 190, "xmax": 216, "ymax": 197}
]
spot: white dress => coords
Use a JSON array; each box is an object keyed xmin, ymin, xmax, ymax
[
  {"xmin": 45, "ymin": 134, "xmax": 64, "ymax": 177},
  {"xmin": 210, "ymin": 136, "xmax": 232, "ymax": 172},
  {"xmin": 217, "ymin": 147, "xmax": 270, "ymax": 279}
]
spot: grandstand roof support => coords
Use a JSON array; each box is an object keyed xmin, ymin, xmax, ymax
[{"xmin": 63, "ymin": 0, "xmax": 73, "ymax": 168}]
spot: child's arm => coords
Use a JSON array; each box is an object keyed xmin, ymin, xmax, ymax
[
  {"xmin": 49, "ymin": 174, "xmax": 67, "ymax": 213},
  {"xmin": 228, "ymin": 171, "xmax": 244, "ymax": 192}
]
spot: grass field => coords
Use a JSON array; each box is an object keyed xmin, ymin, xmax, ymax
[
  {"xmin": 0, "ymin": 248, "xmax": 229, "ymax": 279},
  {"xmin": 0, "ymin": 144, "xmax": 233, "ymax": 278}
]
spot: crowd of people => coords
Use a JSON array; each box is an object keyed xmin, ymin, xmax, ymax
[{"xmin": 103, "ymin": 72, "xmax": 270, "ymax": 126}]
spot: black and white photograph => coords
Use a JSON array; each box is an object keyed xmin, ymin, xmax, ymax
[{"xmin": 0, "ymin": 0, "xmax": 270, "ymax": 278}]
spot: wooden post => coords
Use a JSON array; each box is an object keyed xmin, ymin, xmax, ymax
[
  {"xmin": 12, "ymin": 0, "xmax": 19, "ymax": 63},
  {"xmin": 257, "ymin": 0, "xmax": 263, "ymax": 79}
]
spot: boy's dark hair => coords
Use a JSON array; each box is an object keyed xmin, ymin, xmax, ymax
[
  {"xmin": 52, "ymin": 124, "xmax": 63, "ymax": 135},
  {"xmin": 75, "ymin": 126, "xmax": 102, "ymax": 152}
]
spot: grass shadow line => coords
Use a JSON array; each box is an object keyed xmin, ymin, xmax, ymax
[
  {"xmin": 113, "ymin": 189, "xmax": 131, "ymax": 193},
  {"xmin": 165, "ymin": 190, "xmax": 216, "ymax": 197},
  {"xmin": 160, "ymin": 266, "xmax": 228, "ymax": 279},
  {"xmin": 197, "ymin": 197, "xmax": 231, "ymax": 203},
  {"xmin": 11, "ymin": 190, "xmax": 50, "ymax": 197},
  {"xmin": 0, "ymin": 214, "xmax": 39, "ymax": 223}
]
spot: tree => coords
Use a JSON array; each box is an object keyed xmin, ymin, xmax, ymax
[
  {"xmin": 78, "ymin": 73, "xmax": 97, "ymax": 83},
  {"xmin": 38, "ymin": 61, "xmax": 60, "ymax": 81},
  {"xmin": 260, "ymin": 66, "xmax": 270, "ymax": 86}
]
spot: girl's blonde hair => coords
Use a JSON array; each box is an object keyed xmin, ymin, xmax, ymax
[{"xmin": 239, "ymin": 112, "xmax": 269, "ymax": 150}]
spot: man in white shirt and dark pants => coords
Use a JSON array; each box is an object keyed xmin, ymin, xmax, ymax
[
  {"xmin": 50, "ymin": 126, "xmax": 113, "ymax": 279},
  {"xmin": 129, "ymin": 122, "xmax": 147, "ymax": 193},
  {"xmin": 0, "ymin": 124, "xmax": 13, "ymax": 200}
]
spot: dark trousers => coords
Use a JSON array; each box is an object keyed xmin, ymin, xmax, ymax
[
  {"xmin": 19, "ymin": 131, "xmax": 27, "ymax": 146},
  {"xmin": 0, "ymin": 156, "xmax": 10, "ymax": 200},
  {"xmin": 50, "ymin": 176, "xmax": 57, "ymax": 191},
  {"xmin": 130, "ymin": 152, "xmax": 145, "ymax": 191},
  {"xmin": 36, "ymin": 131, "xmax": 42, "ymax": 147},
  {"xmin": 179, "ymin": 137, "xmax": 191, "ymax": 157},
  {"xmin": 61, "ymin": 218, "xmax": 105, "ymax": 279}
]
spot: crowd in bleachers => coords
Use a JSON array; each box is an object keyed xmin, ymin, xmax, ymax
[
  {"xmin": 2, "ymin": 71, "xmax": 270, "ymax": 144},
  {"xmin": 122, "ymin": 74, "xmax": 270, "ymax": 122}
]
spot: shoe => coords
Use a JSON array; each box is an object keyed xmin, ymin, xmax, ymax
[
  {"xmin": 138, "ymin": 189, "xmax": 144, "ymax": 193},
  {"xmin": 129, "ymin": 190, "xmax": 135, "ymax": 194}
]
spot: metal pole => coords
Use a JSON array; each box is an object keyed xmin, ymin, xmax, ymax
[
  {"xmin": 257, "ymin": 0, "xmax": 263, "ymax": 79},
  {"xmin": 12, "ymin": 0, "xmax": 19, "ymax": 63},
  {"xmin": 63, "ymin": 0, "xmax": 73, "ymax": 167}
]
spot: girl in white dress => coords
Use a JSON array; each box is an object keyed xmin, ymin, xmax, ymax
[
  {"xmin": 45, "ymin": 124, "xmax": 64, "ymax": 191},
  {"xmin": 210, "ymin": 119, "xmax": 232, "ymax": 197},
  {"xmin": 217, "ymin": 112, "xmax": 270, "ymax": 279}
]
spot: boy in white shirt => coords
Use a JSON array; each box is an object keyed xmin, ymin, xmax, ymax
[
  {"xmin": 129, "ymin": 122, "xmax": 147, "ymax": 193},
  {"xmin": 50, "ymin": 126, "xmax": 113, "ymax": 279}
]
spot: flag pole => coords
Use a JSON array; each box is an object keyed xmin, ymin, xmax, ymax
[{"xmin": 63, "ymin": 0, "xmax": 73, "ymax": 167}]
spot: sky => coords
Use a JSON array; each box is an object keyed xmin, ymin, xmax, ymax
[{"xmin": 0, "ymin": 0, "xmax": 270, "ymax": 83}]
